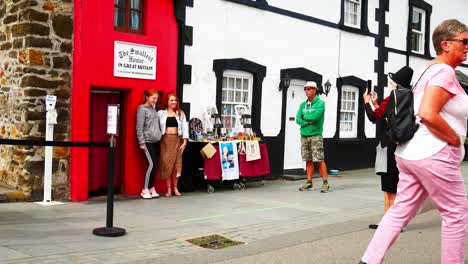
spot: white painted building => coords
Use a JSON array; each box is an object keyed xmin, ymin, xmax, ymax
[{"xmin": 177, "ymin": 0, "xmax": 468, "ymax": 175}]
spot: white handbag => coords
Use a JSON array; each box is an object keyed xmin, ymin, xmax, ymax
[{"xmin": 375, "ymin": 143, "xmax": 387, "ymax": 174}]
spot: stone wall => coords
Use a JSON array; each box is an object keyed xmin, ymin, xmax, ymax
[{"xmin": 0, "ymin": 0, "xmax": 73, "ymax": 200}]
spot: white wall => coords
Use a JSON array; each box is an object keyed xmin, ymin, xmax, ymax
[
  {"xmin": 267, "ymin": 0, "xmax": 341, "ymax": 23},
  {"xmin": 387, "ymin": 0, "xmax": 468, "ymax": 58},
  {"xmin": 184, "ymin": 0, "xmax": 468, "ymax": 170},
  {"xmin": 185, "ymin": 0, "xmax": 378, "ymax": 138},
  {"xmin": 386, "ymin": 1, "xmax": 408, "ymax": 51}
]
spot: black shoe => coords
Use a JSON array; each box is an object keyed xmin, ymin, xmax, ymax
[
  {"xmin": 359, "ymin": 261, "xmax": 367, "ymax": 264},
  {"xmin": 368, "ymin": 224, "xmax": 378, "ymax": 229}
]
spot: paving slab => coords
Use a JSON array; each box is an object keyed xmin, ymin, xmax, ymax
[{"xmin": 0, "ymin": 246, "xmax": 30, "ymax": 261}]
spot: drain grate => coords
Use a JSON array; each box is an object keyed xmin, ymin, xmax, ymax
[{"xmin": 186, "ymin": 234, "xmax": 243, "ymax": 250}]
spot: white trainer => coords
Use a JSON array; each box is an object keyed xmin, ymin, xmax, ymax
[
  {"xmin": 149, "ymin": 187, "xmax": 159, "ymax": 198},
  {"xmin": 141, "ymin": 189, "xmax": 152, "ymax": 199}
]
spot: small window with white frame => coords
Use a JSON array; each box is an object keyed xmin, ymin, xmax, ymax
[
  {"xmin": 411, "ymin": 7, "xmax": 425, "ymax": 54},
  {"xmin": 344, "ymin": 0, "xmax": 361, "ymax": 28},
  {"xmin": 221, "ymin": 70, "xmax": 253, "ymax": 131},
  {"xmin": 340, "ymin": 86, "xmax": 358, "ymax": 138}
]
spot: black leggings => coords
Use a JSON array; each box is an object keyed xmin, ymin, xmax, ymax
[{"xmin": 143, "ymin": 142, "xmax": 160, "ymax": 189}]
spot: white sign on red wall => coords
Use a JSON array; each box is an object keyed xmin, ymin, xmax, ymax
[{"xmin": 114, "ymin": 41, "xmax": 157, "ymax": 80}]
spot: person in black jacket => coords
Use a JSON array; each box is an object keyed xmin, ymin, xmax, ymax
[{"xmin": 362, "ymin": 65, "xmax": 413, "ymax": 229}]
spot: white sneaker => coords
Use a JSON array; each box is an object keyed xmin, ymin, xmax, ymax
[
  {"xmin": 149, "ymin": 187, "xmax": 159, "ymax": 198},
  {"xmin": 141, "ymin": 189, "xmax": 152, "ymax": 199}
]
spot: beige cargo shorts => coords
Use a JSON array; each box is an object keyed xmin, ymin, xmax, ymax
[{"xmin": 300, "ymin": 136, "xmax": 324, "ymax": 162}]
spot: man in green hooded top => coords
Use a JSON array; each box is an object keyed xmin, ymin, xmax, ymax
[{"xmin": 296, "ymin": 81, "xmax": 330, "ymax": 193}]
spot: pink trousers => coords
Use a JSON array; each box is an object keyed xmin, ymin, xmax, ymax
[{"xmin": 362, "ymin": 145, "xmax": 468, "ymax": 264}]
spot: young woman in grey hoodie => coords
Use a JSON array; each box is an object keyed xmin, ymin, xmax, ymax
[{"xmin": 136, "ymin": 89, "xmax": 162, "ymax": 199}]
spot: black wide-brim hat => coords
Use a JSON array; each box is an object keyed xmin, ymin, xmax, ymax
[{"xmin": 388, "ymin": 66, "xmax": 414, "ymax": 88}]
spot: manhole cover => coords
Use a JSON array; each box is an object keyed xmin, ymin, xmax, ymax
[{"xmin": 186, "ymin": 234, "xmax": 243, "ymax": 249}]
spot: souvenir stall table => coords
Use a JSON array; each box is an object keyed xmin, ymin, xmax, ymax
[
  {"xmin": 180, "ymin": 141, "xmax": 270, "ymax": 193},
  {"xmin": 202, "ymin": 141, "xmax": 270, "ymax": 193},
  {"xmin": 181, "ymin": 109, "xmax": 269, "ymax": 192}
]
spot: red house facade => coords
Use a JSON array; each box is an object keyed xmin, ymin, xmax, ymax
[{"xmin": 71, "ymin": 0, "xmax": 179, "ymax": 201}]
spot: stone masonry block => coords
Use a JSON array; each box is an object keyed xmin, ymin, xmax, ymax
[
  {"xmin": 52, "ymin": 56, "xmax": 71, "ymax": 69},
  {"xmin": 26, "ymin": 111, "xmax": 45, "ymax": 121},
  {"xmin": 24, "ymin": 88, "xmax": 47, "ymax": 97},
  {"xmin": 48, "ymin": 70, "xmax": 59, "ymax": 77},
  {"xmin": 25, "ymin": 37, "xmax": 52, "ymax": 48},
  {"xmin": 59, "ymin": 72, "xmax": 71, "ymax": 81},
  {"xmin": 53, "ymin": 147, "xmax": 69, "ymax": 159},
  {"xmin": 20, "ymin": 9, "xmax": 49, "ymax": 22},
  {"xmin": 43, "ymin": 2, "xmax": 57, "ymax": 12},
  {"xmin": 28, "ymin": 49, "xmax": 44, "ymax": 65},
  {"xmin": 21, "ymin": 75, "xmax": 65, "ymax": 89},
  {"xmin": 18, "ymin": 51, "xmax": 28, "ymax": 63},
  {"xmin": 9, "ymin": 125, "xmax": 20, "ymax": 138},
  {"xmin": 19, "ymin": 49, "xmax": 43, "ymax": 65},
  {"xmin": 11, "ymin": 23, "xmax": 50, "ymax": 37},
  {"xmin": 10, "ymin": 1, "xmax": 31, "ymax": 13},
  {"xmin": 0, "ymin": 42, "xmax": 12, "ymax": 50},
  {"xmin": 54, "ymin": 123, "xmax": 69, "ymax": 134},
  {"xmin": 57, "ymin": 109, "xmax": 70, "ymax": 122},
  {"xmin": 13, "ymin": 38, "xmax": 23, "ymax": 48},
  {"xmin": 54, "ymin": 88, "xmax": 70, "ymax": 99},
  {"xmin": 9, "ymin": 51, "xmax": 17, "ymax": 59},
  {"xmin": 52, "ymin": 15, "xmax": 72, "ymax": 39},
  {"xmin": 23, "ymin": 67, "xmax": 46, "ymax": 75},
  {"xmin": 3, "ymin": 14, "xmax": 18, "ymax": 24},
  {"xmin": 60, "ymin": 42, "xmax": 72, "ymax": 53},
  {"xmin": 24, "ymin": 160, "xmax": 44, "ymax": 176}
]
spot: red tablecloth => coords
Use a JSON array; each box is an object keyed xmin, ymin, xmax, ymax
[
  {"xmin": 204, "ymin": 143, "xmax": 270, "ymax": 180},
  {"xmin": 239, "ymin": 144, "xmax": 270, "ymax": 177}
]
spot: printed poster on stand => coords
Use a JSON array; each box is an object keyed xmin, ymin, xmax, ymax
[{"xmin": 219, "ymin": 141, "xmax": 239, "ymax": 181}]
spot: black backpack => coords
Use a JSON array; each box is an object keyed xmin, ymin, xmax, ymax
[
  {"xmin": 384, "ymin": 86, "xmax": 419, "ymax": 144},
  {"xmin": 384, "ymin": 64, "xmax": 436, "ymax": 144}
]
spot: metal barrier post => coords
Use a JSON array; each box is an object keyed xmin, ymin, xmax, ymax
[
  {"xmin": 93, "ymin": 104, "xmax": 125, "ymax": 237},
  {"xmin": 93, "ymin": 135, "xmax": 125, "ymax": 237}
]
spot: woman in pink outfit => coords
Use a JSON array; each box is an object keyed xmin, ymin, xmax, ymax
[{"xmin": 360, "ymin": 19, "xmax": 468, "ymax": 264}]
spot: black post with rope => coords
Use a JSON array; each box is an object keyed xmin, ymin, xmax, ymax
[{"xmin": 93, "ymin": 135, "xmax": 126, "ymax": 237}]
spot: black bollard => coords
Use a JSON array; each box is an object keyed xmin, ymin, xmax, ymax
[{"xmin": 93, "ymin": 135, "xmax": 126, "ymax": 237}]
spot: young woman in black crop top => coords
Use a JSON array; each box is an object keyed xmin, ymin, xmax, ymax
[
  {"xmin": 166, "ymin": 117, "xmax": 178, "ymax": 127},
  {"xmin": 157, "ymin": 93, "xmax": 188, "ymax": 197}
]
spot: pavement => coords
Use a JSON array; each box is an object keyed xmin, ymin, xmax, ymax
[{"xmin": 1, "ymin": 163, "xmax": 468, "ymax": 264}]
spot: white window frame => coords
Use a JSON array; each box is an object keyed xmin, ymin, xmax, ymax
[
  {"xmin": 221, "ymin": 70, "xmax": 253, "ymax": 131},
  {"xmin": 411, "ymin": 7, "xmax": 425, "ymax": 54},
  {"xmin": 344, "ymin": 0, "xmax": 361, "ymax": 28},
  {"xmin": 339, "ymin": 86, "xmax": 358, "ymax": 138}
]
